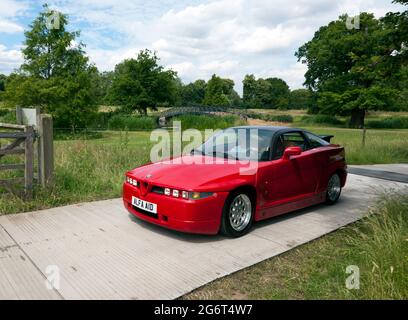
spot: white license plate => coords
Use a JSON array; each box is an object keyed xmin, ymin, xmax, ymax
[{"xmin": 132, "ymin": 196, "xmax": 157, "ymax": 214}]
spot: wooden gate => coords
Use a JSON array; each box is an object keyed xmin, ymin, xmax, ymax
[{"xmin": 0, "ymin": 123, "xmax": 35, "ymax": 199}]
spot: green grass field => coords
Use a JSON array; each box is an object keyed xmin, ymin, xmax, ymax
[
  {"xmin": 1, "ymin": 113, "xmax": 407, "ymax": 299},
  {"xmin": 183, "ymin": 192, "xmax": 408, "ymax": 300},
  {"xmin": 1, "ymin": 122, "xmax": 408, "ymax": 214}
]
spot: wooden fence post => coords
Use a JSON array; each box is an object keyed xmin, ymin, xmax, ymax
[
  {"xmin": 39, "ymin": 114, "xmax": 54, "ymax": 186},
  {"xmin": 36, "ymin": 106, "xmax": 43, "ymax": 185},
  {"xmin": 24, "ymin": 126, "xmax": 34, "ymax": 199},
  {"xmin": 16, "ymin": 106, "xmax": 23, "ymax": 125}
]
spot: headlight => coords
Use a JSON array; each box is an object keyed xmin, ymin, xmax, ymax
[
  {"xmin": 162, "ymin": 187, "xmax": 214, "ymax": 200},
  {"xmin": 189, "ymin": 192, "xmax": 214, "ymax": 200},
  {"xmin": 126, "ymin": 176, "xmax": 138, "ymax": 187}
]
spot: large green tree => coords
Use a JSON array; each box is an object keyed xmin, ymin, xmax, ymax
[
  {"xmin": 109, "ymin": 50, "xmax": 178, "ymax": 114},
  {"xmin": 242, "ymin": 75, "xmax": 290, "ymax": 109},
  {"xmin": 395, "ymin": 65, "xmax": 408, "ymax": 110},
  {"xmin": 0, "ymin": 74, "xmax": 6, "ymax": 92},
  {"xmin": 0, "ymin": 74, "xmax": 6, "ymax": 101},
  {"xmin": 202, "ymin": 74, "xmax": 239, "ymax": 107},
  {"xmin": 288, "ymin": 89, "xmax": 316, "ymax": 110},
  {"xmin": 94, "ymin": 71, "xmax": 114, "ymax": 105},
  {"xmin": 181, "ymin": 79, "xmax": 207, "ymax": 106},
  {"xmin": 4, "ymin": 4, "xmax": 98, "ymax": 129},
  {"xmin": 296, "ymin": 12, "xmax": 402, "ymax": 128}
]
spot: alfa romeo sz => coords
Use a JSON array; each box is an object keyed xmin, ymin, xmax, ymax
[{"xmin": 123, "ymin": 126, "xmax": 347, "ymax": 237}]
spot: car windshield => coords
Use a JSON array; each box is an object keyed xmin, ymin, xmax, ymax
[{"xmin": 193, "ymin": 128, "xmax": 274, "ymax": 161}]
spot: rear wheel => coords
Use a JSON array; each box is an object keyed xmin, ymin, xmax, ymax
[
  {"xmin": 325, "ymin": 173, "xmax": 342, "ymax": 204},
  {"xmin": 220, "ymin": 192, "xmax": 254, "ymax": 237}
]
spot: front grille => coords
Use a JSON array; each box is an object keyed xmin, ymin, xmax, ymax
[{"xmin": 151, "ymin": 186, "xmax": 164, "ymax": 195}]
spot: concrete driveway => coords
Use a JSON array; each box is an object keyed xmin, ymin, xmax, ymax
[{"xmin": 0, "ymin": 168, "xmax": 407, "ymax": 299}]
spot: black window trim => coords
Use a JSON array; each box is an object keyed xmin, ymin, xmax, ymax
[
  {"xmin": 303, "ymin": 130, "xmax": 329, "ymax": 150},
  {"xmin": 271, "ymin": 129, "xmax": 311, "ymax": 160}
]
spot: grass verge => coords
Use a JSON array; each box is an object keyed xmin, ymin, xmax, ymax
[
  {"xmin": 1, "ymin": 126, "xmax": 408, "ymax": 214},
  {"xmin": 183, "ymin": 191, "xmax": 408, "ymax": 300}
]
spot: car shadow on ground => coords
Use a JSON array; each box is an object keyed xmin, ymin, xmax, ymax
[
  {"xmin": 126, "ymin": 198, "xmax": 344, "ymax": 243},
  {"xmin": 127, "ymin": 213, "xmax": 224, "ymax": 243},
  {"xmin": 252, "ymin": 202, "xmax": 328, "ymax": 231}
]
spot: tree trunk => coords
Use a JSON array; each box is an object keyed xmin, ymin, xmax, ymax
[{"xmin": 349, "ymin": 109, "xmax": 366, "ymax": 128}]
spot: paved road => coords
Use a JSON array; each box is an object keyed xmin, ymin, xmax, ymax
[
  {"xmin": 0, "ymin": 169, "xmax": 407, "ymax": 299},
  {"xmin": 348, "ymin": 164, "xmax": 408, "ymax": 183}
]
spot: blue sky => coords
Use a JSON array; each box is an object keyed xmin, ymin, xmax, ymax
[{"xmin": 0, "ymin": 0, "xmax": 405, "ymax": 93}]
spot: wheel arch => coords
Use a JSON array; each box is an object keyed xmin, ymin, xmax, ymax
[
  {"xmin": 229, "ymin": 185, "xmax": 257, "ymax": 208},
  {"xmin": 333, "ymin": 168, "xmax": 347, "ymax": 187}
]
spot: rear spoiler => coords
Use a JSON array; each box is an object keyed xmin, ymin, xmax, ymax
[{"xmin": 319, "ymin": 135, "xmax": 334, "ymax": 143}]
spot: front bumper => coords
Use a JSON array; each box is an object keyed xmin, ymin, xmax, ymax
[{"xmin": 122, "ymin": 183, "xmax": 229, "ymax": 235}]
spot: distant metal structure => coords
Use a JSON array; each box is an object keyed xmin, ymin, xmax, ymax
[{"xmin": 157, "ymin": 105, "xmax": 248, "ymax": 126}]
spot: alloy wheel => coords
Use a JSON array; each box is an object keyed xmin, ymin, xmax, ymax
[{"xmin": 228, "ymin": 194, "xmax": 252, "ymax": 232}]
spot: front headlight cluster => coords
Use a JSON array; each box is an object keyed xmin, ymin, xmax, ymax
[
  {"xmin": 126, "ymin": 176, "xmax": 139, "ymax": 187},
  {"xmin": 164, "ymin": 188, "xmax": 213, "ymax": 200}
]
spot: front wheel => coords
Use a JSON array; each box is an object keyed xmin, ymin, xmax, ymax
[
  {"xmin": 325, "ymin": 173, "xmax": 342, "ymax": 205},
  {"xmin": 220, "ymin": 192, "xmax": 254, "ymax": 237}
]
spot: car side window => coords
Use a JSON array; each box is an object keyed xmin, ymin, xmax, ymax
[
  {"xmin": 304, "ymin": 132, "xmax": 330, "ymax": 149},
  {"xmin": 274, "ymin": 132, "xmax": 307, "ymax": 159}
]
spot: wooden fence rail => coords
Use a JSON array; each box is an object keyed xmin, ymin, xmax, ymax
[{"xmin": 0, "ymin": 125, "xmax": 35, "ymax": 199}]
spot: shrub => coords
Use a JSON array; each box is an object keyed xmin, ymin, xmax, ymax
[
  {"xmin": 245, "ymin": 112, "xmax": 293, "ymax": 123},
  {"xmin": 301, "ymin": 114, "xmax": 343, "ymax": 126},
  {"xmin": 366, "ymin": 117, "xmax": 408, "ymax": 129},
  {"xmin": 0, "ymin": 109, "xmax": 9, "ymax": 117},
  {"xmin": 268, "ymin": 114, "xmax": 294, "ymax": 123},
  {"xmin": 107, "ymin": 115, "xmax": 157, "ymax": 131},
  {"xmin": 172, "ymin": 114, "xmax": 243, "ymax": 130},
  {"xmin": 0, "ymin": 109, "xmax": 16, "ymax": 123}
]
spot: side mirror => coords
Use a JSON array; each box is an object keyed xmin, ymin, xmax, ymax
[{"xmin": 283, "ymin": 146, "xmax": 302, "ymax": 160}]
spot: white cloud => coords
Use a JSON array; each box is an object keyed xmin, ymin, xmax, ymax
[
  {"xmin": 0, "ymin": 20, "xmax": 24, "ymax": 33},
  {"xmin": 232, "ymin": 25, "xmax": 312, "ymax": 54},
  {"xmin": 0, "ymin": 44, "xmax": 23, "ymax": 74},
  {"xmin": 258, "ymin": 62, "xmax": 309, "ymax": 89},
  {"xmin": 1, "ymin": 0, "xmax": 406, "ymax": 92},
  {"xmin": 0, "ymin": 0, "xmax": 28, "ymax": 17},
  {"xmin": 0, "ymin": 0, "xmax": 26, "ymax": 34}
]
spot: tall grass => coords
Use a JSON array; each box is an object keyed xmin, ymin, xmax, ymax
[
  {"xmin": 183, "ymin": 191, "xmax": 408, "ymax": 300},
  {"xmin": 366, "ymin": 117, "xmax": 408, "ymax": 129},
  {"xmin": 1, "ymin": 127, "xmax": 408, "ymax": 214},
  {"xmin": 107, "ymin": 115, "xmax": 157, "ymax": 131},
  {"xmin": 342, "ymin": 192, "xmax": 408, "ymax": 299},
  {"xmin": 300, "ymin": 114, "xmax": 344, "ymax": 126},
  {"xmin": 0, "ymin": 109, "xmax": 16, "ymax": 123},
  {"xmin": 0, "ymin": 131, "xmax": 153, "ymax": 214},
  {"xmin": 301, "ymin": 127, "xmax": 408, "ymax": 164}
]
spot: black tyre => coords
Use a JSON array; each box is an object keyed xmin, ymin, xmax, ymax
[
  {"xmin": 325, "ymin": 173, "xmax": 342, "ymax": 205},
  {"xmin": 220, "ymin": 191, "xmax": 254, "ymax": 237}
]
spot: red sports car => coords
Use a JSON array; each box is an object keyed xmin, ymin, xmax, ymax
[{"xmin": 123, "ymin": 126, "xmax": 347, "ymax": 237}]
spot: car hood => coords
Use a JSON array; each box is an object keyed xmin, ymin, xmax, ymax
[{"xmin": 128, "ymin": 155, "xmax": 257, "ymax": 191}]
